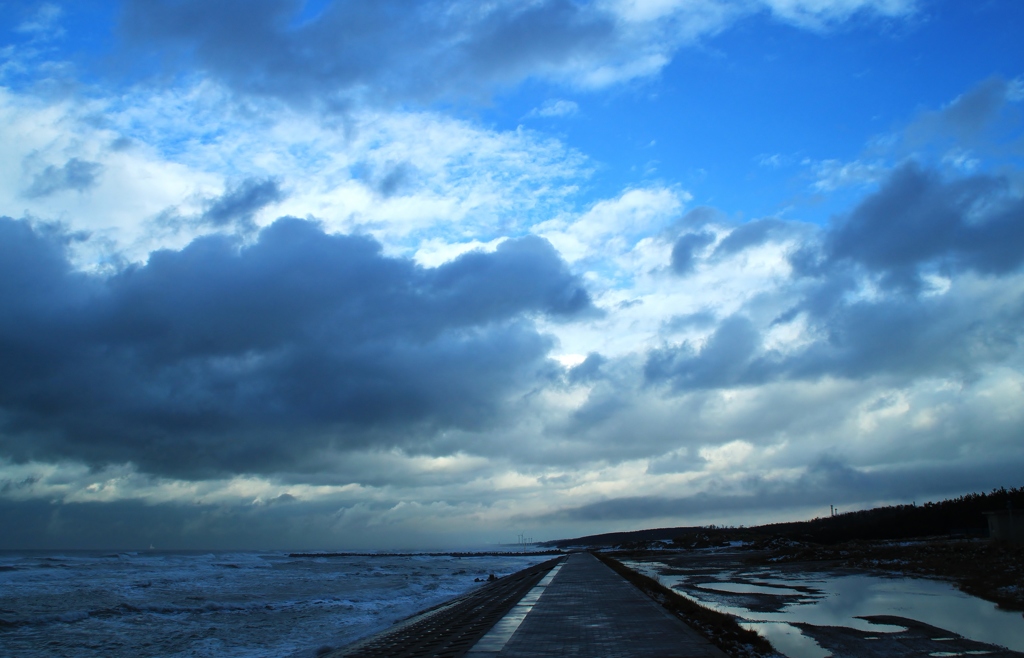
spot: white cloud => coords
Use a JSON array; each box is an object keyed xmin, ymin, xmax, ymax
[
  {"xmin": 526, "ymin": 99, "xmax": 580, "ymax": 119},
  {"xmin": 541, "ymin": 213, "xmax": 803, "ymax": 361},
  {"xmin": 0, "ymin": 89, "xmax": 222, "ymax": 267},
  {"xmin": 811, "ymin": 157, "xmax": 887, "ymax": 191},
  {"xmin": 413, "ymin": 237, "xmax": 508, "ymax": 267},
  {"xmin": 536, "ymin": 186, "xmax": 687, "ymax": 264},
  {"xmin": 760, "ymin": 0, "xmax": 915, "ymax": 27},
  {"xmin": 0, "ymin": 82, "xmax": 592, "ymax": 267},
  {"xmin": 16, "ymin": 3, "xmax": 64, "ymax": 37},
  {"xmin": 699, "ymin": 439, "xmax": 755, "ymax": 470}
]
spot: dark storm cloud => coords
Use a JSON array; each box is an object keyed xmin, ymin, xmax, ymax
[
  {"xmin": 646, "ymin": 315, "xmax": 765, "ymax": 390},
  {"xmin": 826, "ymin": 163, "xmax": 1024, "ymax": 290},
  {"xmin": 118, "ymin": 0, "xmax": 617, "ymax": 107},
  {"xmin": 25, "ymin": 158, "xmax": 103, "ymax": 197},
  {"xmin": 670, "ymin": 231, "xmax": 714, "ymax": 275},
  {"xmin": 200, "ymin": 177, "xmax": 284, "ymax": 228},
  {"xmin": 786, "ymin": 291, "xmax": 1021, "ymax": 381},
  {"xmin": 649, "ymin": 293, "xmax": 1022, "ymax": 391},
  {"xmin": 0, "ymin": 216, "xmax": 592, "ymax": 478},
  {"xmin": 566, "ymin": 353, "xmax": 606, "ymax": 384},
  {"xmin": 674, "ymin": 205, "xmax": 726, "ymax": 231},
  {"xmin": 534, "ymin": 456, "xmax": 1024, "ymax": 523},
  {"xmin": 711, "ymin": 218, "xmax": 789, "ymax": 259},
  {"xmin": 648, "ymin": 163, "xmax": 1024, "ymax": 391},
  {"xmin": 907, "ymin": 76, "xmax": 1023, "ymax": 148},
  {"xmin": 935, "ymin": 77, "xmax": 1013, "ymax": 139}
]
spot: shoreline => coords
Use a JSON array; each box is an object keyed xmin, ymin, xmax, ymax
[
  {"xmin": 742, "ymin": 536, "xmax": 1024, "ymax": 612},
  {"xmin": 289, "ymin": 550, "xmax": 564, "ymax": 558},
  {"xmin": 598, "ymin": 532, "xmax": 1023, "ymax": 613},
  {"xmin": 611, "ymin": 542, "xmax": 1024, "ymax": 657}
]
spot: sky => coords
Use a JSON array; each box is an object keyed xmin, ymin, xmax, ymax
[{"xmin": 0, "ymin": 0, "xmax": 1022, "ymax": 550}]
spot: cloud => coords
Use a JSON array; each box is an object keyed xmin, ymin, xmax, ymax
[
  {"xmin": 757, "ymin": 153, "xmax": 788, "ymax": 168},
  {"xmin": 261, "ymin": 492, "xmax": 297, "ymax": 505},
  {"xmin": 533, "ymin": 454, "xmax": 1024, "ymax": 524},
  {"xmin": 16, "ymin": 3, "xmax": 64, "ymax": 37},
  {"xmin": 118, "ymin": 0, "xmax": 619, "ymax": 106},
  {"xmin": 200, "ymin": 177, "xmax": 284, "ymax": 229},
  {"xmin": 374, "ymin": 162, "xmax": 418, "ymax": 198},
  {"xmin": 539, "ymin": 186, "xmax": 686, "ymax": 264},
  {"xmin": 802, "ymin": 76, "xmax": 1024, "ymax": 196},
  {"xmin": 566, "ymin": 352, "xmax": 607, "ymax": 384},
  {"xmin": 646, "ymin": 161, "xmax": 1024, "ymax": 391},
  {"xmin": 25, "ymin": 158, "xmax": 104, "ymax": 198},
  {"xmin": 3, "ymin": 7, "xmax": 1018, "ymax": 549},
  {"xmin": 0, "ymin": 84, "xmax": 591, "ymax": 267},
  {"xmin": 711, "ymin": 218, "xmax": 790, "ymax": 259},
  {"xmin": 116, "ymin": 0, "xmax": 916, "ymax": 108},
  {"xmin": 662, "ymin": 311, "xmax": 717, "ymax": 332},
  {"xmin": 825, "ymin": 162, "xmax": 1024, "ymax": 288},
  {"xmin": 646, "ymin": 314, "xmax": 765, "ymax": 389},
  {"xmin": 0, "ymin": 496, "xmax": 361, "ymax": 550},
  {"xmin": 906, "ymin": 76, "xmax": 1024, "ymax": 148},
  {"xmin": 526, "ymin": 99, "xmax": 580, "ymax": 119},
  {"xmin": 760, "ymin": 0, "xmax": 915, "ymax": 29},
  {"xmin": 645, "ymin": 448, "xmax": 705, "ymax": 475},
  {"xmin": 0, "ymin": 216, "xmax": 593, "ymax": 479},
  {"xmin": 811, "ymin": 158, "xmax": 886, "ymax": 192},
  {"xmin": 670, "ymin": 231, "xmax": 714, "ymax": 274}
]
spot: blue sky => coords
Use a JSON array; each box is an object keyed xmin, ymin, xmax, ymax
[{"xmin": 0, "ymin": 0, "xmax": 1022, "ymax": 549}]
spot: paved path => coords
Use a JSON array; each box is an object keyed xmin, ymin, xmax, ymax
[
  {"xmin": 332, "ymin": 553, "xmax": 725, "ymax": 657},
  {"xmin": 333, "ymin": 558, "xmax": 560, "ymax": 658},
  {"xmin": 468, "ymin": 553, "xmax": 726, "ymax": 657}
]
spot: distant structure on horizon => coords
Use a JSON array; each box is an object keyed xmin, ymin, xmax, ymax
[{"xmin": 983, "ymin": 509, "xmax": 1024, "ymax": 544}]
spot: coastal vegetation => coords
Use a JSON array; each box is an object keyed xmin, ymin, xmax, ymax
[
  {"xmin": 545, "ymin": 487, "xmax": 1024, "ymax": 549},
  {"xmin": 759, "ymin": 487, "xmax": 1024, "ymax": 544}
]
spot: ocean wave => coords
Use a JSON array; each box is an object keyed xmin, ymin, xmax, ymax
[{"xmin": 0, "ymin": 550, "xmax": 551, "ymax": 657}]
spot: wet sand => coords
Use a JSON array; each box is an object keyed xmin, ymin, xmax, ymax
[
  {"xmin": 795, "ymin": 615, "xmax": 1024, "ymax": 657},
  {"xmin": 615, "ymin": 545, "xmax": 1024, "ymax": 657},
  {"xmin": 746, "ymin": 536, "xmax": 1024, "ymax": 612}
]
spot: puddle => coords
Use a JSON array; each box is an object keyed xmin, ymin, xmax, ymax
[
  {"xmin": 625, "ymin": 558, "xmax": 1024, "ymax": 658},
  {"xmin": 743, "ymin": 621, "xmax": 830, "ymax": 658},
  {"xmin": 696, "ymin": 582, "xmax": 805, "ymax": 596}
]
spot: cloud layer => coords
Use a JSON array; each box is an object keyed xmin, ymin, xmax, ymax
[
  {"xmin": 651, "ymin": 163, "xmax": 1024, "ymax": 392},
  {"xmin": 118, "ymin": 0, "xmax": 916, "ymax": 106},
  {"xmin": 1, "ymin": 1, "xmax": 1022, "ymax": 549},
  {"xmin": 0, "ymin": 216, "xmax": 591, "ymax": 477}
]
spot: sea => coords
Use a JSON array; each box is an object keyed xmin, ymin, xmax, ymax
[{"xmin": 0, "ymin": 550, "xmax": 552, "ymax": 657}]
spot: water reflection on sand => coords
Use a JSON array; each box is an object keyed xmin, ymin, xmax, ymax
[{"xmin": 625, "ymin": 556, "xmax": 1024, "ymax": 658}]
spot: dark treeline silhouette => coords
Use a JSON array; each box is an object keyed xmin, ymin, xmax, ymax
[
  {"xmin": 762, "ymin": 487, "xmax": 1024, "ymax": 544},
  {"xmin": 543, "ymin": 487, "xmax": 1024, "ymax": 548},
  {"xmin": 541, "ymin": 527, "xmax": 703, "ymax": 548}
]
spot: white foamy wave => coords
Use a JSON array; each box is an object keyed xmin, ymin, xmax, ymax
[{"xmin": 0, "ymin": 550, "xmax": 552, "ymax": 657}]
